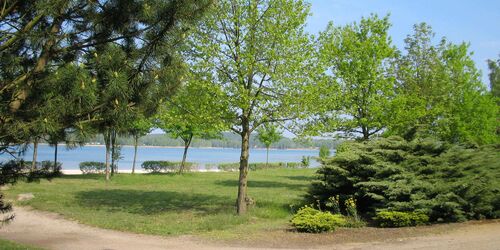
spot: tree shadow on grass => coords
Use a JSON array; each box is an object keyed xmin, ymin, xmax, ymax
[
  {"xmin": 215, "ymin": 180, "xmax": 307, "ymax": 190},
  {"xmin": 75, "ymin": 189, "xmax": 232, "ymax": 215},
  {"xmin": 61, "ymin": 174, "xmax": 105, "ymax": 180},
  {"xmin": 284, "ymin": 175, "xmax": 315, "ymax": 182}
]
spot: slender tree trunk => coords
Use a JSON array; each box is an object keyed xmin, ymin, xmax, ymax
[
  {"xmin": 110, "ymin": 129, "xmax": 117, "ymax": 176},
  {"xmin": 105, "ymin": 130, "xmax": 111, "ymax": 181},
  {"xmin": 179, "ymin": 134, "xmax": 193, "ymax": 174},
  {"xmin": 54, "ymin": 142, "xmax": 58, "ymax": 173},
  {"xmin": 31, "ymin": 138, "xmax": 39, "ymax": 171},
  {"xmin": 266, "ymin": 146, "xmax": 269, "ymax": 168},
  {"xmin": 237, "ymin": 121, "xmax": 251, "ymax": 215},
  {"xmin": 362, "ymin": 126, "xmax": 370, "ymax": 140},
  {"xmin": 132, "ymin": 135, "xmax": 138, "ymax": 174}
]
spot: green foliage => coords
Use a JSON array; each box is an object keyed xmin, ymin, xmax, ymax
[
  {"xmin": 290, "ymin": 206, "xmax": 339, "ymax": 233},
  {"xmin": 374, "ymin": 211, "xmax": 429, "ymax": 227},
  {"xmin": 305, "ymin": 14, "xmax": 397, "ymax": 139},
  {"xmin": 387, "ymin": 23, "xmax": 498, "ymax": 144},
  {"xmin": 319, "ymin": 145, "xmax": 330, "ymax": 159},
  {"xmin": 141, "ymin": 161, "xmax": 197, "ymax": 173},
  {"xmin": 188, "ymin": 0, "xmax": 316, "ymax": 213},
  {"xmin": 487, "ymin": 56, "xmax": 500, "ymax": 102},
  {"xmin": 156, "ymin": 76, "xmax": 226, "ymax": 145},
  {"xmin": 301, "ymin": 156, "xmax": 311, "ymax": 167},
  {"xmin": 79, "ymin": 162, "xmax": 106, "ymax": 174},
  {"xmin": 1, "ymin": 0, "xmax": 212, "ymax": 151},
  {"xmin": 308, "ymin": 136, "xmax": 500, "ymax": 224},
  {"xmin": 257, "ymin": 125, "xmax": 282, "ymax": 148}
]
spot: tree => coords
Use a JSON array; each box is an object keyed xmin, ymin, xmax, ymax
[
  {"xmin": 488, "ymin": 56, "xmax": 500, "ymax": 135},
  {"xmin": 388, "ymin": 23, "xmax": 498, "ymax": 144},
  {"xmin": 0, "ymin": 0, "xmax": 212, "ymax": 156},
  {"xmin": 488, "ymin": 56, "xmax": 500, "ymax": 102},
  {"xmin": 312, "ymin": 14, "xmax": 398, "ymax": 140},
  {"xmin": 319, "ymin": 145, "xmax": 330, "ymax": 160},
  {"xmin": 157, "ymin": 77, "xmax": 225, "ymax": 174},
  {"xmin": 188, "ymin": 0, "xmax": 315, "ymax": 214},
  {"xmin": 129, "ymin": 117, "xmax": 153, "ymax": 174},
  {"xmin": 257, "ymin": 125, "xmax": 282, "ymax": 168}
]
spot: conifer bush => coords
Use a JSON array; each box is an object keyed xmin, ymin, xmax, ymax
[{"xmin": 308, "ymin": 136, "xmax": 500, "ymax": 224}]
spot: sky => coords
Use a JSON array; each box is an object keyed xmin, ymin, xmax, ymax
[{"xmin": 306, "ymin": 0, "xmax": 500, "ymax": 85}]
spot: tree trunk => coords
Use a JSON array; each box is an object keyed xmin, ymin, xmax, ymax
[
  {"xmin": 31, "ymin": 138, "xmax": 39, "ymax": 171},
  {"xmin": 362, "ymin": 126, "xmax": 370, "ymax": 140},
  {"xmin": 266, "ymin": 146, "xmax": 269, "ymax": 168},
  {"xmin": 111, "ymin": 138, "xmax": 115, "ymax": 176},
  {"xmin": 105, "ymin": 130, "xmax": 111, "ymax": 181},
  {"xmin": 54, "ymin": 142, "xmax": 58, "ymax": 173},
  {"xmin": 179, "ymin": 134, "xmax": 193, "ymax": 174},
  {"xmin": 110, "ymin": 129, "xmax": 117, "ymax": 176},
  {"xmin": 237, "ymin": 123, "xmax": 251, "ymax": 215},
  {"xmin": 132, "ymin": 135, "xmax": 138, "ymax": 174}
]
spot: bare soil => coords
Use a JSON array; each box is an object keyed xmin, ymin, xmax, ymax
[{"xmin": 1, "ymin": 207, "xmax": 499, "ymax": 250}]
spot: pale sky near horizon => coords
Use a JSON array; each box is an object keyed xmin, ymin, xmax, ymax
[{"xmin": 306, "ymin": 0, "xmax": 500, "ymax": 85}]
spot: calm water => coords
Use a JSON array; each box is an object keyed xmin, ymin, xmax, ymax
[{"xmin": 1, "ymin": 144, "xmax": 320, "ymax": 170}]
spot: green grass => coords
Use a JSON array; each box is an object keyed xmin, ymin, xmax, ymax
[
  {"xmin": 0, "ymin": 239, "xmax": 43, "ymax": 250},
  {"xmin": 4, "ymin": 169, "xmax": 315, "ymax": 239}
]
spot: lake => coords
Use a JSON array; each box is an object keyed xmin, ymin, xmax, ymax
[{"xmin": 1, "ymin": 144, "xmax": 320, "ymax": 170}]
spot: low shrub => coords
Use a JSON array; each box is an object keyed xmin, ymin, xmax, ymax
[
  {"xmin": 21, "ymin": 161, "xmax": 62, "ymax": 174},
  {"xmin": 79, "ymin": 161, "xmax": 106, "ymax": 174},
  {"xmin": 248, "ymin": 162, "xmax": 286, "ymax": 170},
  {"xmin": 141, "ymin": 161, "xmax": 197, "ymax": 173},
  {"xmin": 286, "ymin": 162, "xmax": 303, "ymax": 168},
  {"xmin": 40, "ymin": 161, "xmax": 62, "ymax": 173},
  {"xmin": 216, "ymin": 163, "xmax": 240, "ymax": 171},
  {"xmin": 290, "ymin": 206, "xmax": 342, "ymax": 233},
  {"xmin": 374, "ymin": 211, "xmax": 429, "ymax": 227},
  {"xmin": 215, "ymin": 162, "xmax": 304, "ymax": 171}
]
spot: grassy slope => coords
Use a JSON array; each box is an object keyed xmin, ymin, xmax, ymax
[{"xmin": 4, "ymin": 169, "xmax": 315, "ymax": 239}]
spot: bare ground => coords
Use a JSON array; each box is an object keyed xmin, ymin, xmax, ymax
[{"xmin": 0, "ymin": 207, "xmax": 499, "ymax": 250}]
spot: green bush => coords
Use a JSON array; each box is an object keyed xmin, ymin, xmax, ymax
[
  {"xmin": 21, "ymin": 161, "xmax": 62, "ymax": 174},
  {"xmin": 290, "ymin": 206, "xmax": 341, "ymax": 233},
  {"xmin": 286, "ymin": 162, "xmax": 303, "ymax": 168},
  {"xmin": 374, "ymin": 211, "xmax": 429, "ymax": 227},
  {"xmin": 248, "ymin": 162, "xmax": 286, "ymax": 170},
  {"xmin": 308, "ymin": 136, "xmax": 500, "ymax": 224},
  {"xmin": 215, "ymin": 163, "xmax": 240, "ymax": 172},
  {"xmin": 141, "ymin": 161, "xmax": 197, "ymax": 173},
  {"xmin": 79, "ymin": 161, "xmax": 106, "ymax": 174}
]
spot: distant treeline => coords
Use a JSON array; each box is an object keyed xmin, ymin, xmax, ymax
[{"xmin": 86, "ymin": 132, "xmax": 338, "ymax": 149}]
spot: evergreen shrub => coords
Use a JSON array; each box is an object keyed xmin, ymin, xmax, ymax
[{"xmin": 308, "ymin": 136, "xmax": 500, "ymax": 224}]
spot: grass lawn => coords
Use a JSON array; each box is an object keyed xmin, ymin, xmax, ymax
[
  {"xmin": 4, "ymin": 168, "xmax": 315, "ymax": 239},
  {"xmin": 0, "ymin": 239, "xmax": 43, "ymax": 250}
]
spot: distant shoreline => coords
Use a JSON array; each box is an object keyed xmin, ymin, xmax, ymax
[{"xmin": 37, "ymin": 143, "xmax": 319, "ymax": 151}]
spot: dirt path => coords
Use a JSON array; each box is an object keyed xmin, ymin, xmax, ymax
[{"xmin": 0, "ymin": 207, "xmax": 499, "ymax": 250}]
